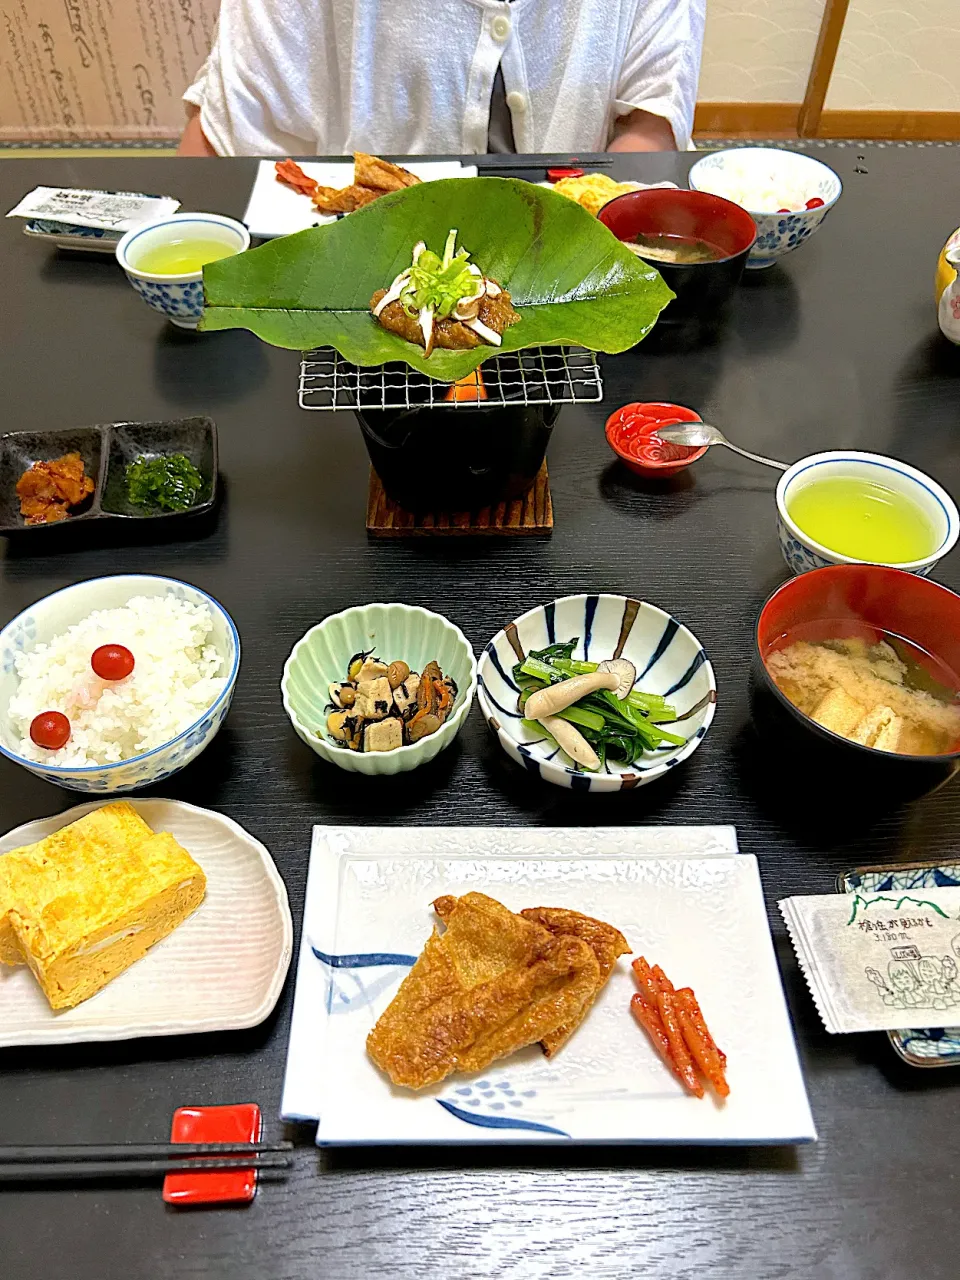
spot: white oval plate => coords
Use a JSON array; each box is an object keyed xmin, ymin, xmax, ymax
[{"xmin": 0, "ymin": 799, "xmax": 292, "ymax": 1046}]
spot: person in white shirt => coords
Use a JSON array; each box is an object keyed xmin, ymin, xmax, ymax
[{"xmin": 180, "ymin": 0, "xmax": 704, "ymax": 157}]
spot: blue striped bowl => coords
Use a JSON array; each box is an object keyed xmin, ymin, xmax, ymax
[{"xmin": 477, "ymin": 594, "xmax": 716, "ymax": 791}]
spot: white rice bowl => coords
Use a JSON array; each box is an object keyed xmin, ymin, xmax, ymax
[{"xmin": 9, "ymin": 595, "xmax": 227, "ymax": 767}]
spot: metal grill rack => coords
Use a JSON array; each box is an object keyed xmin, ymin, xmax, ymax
[{"xmin": 298, "ymin": 346, "xmax": 603, "ymax": 411}]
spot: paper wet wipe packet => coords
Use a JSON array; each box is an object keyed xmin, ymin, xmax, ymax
[
  {"xmin": 779, "ymin": 888, "xmax": 960, "ymax": 1034},
  {"xmin": 6, "ymin": 187, "xmax": 179, "ymax": 232}
]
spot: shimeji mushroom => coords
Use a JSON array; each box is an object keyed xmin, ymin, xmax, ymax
[
  {"xmin": 538, "ymin": 715, "xmax": 601, "ymax": 771},
  {"xmin": 524, "ymin": 657, "xmax": 637, "ymax": 721}
]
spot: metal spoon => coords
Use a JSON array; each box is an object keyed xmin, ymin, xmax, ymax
[{"xmin": 653, "ymin": 422, "xmax": 789, "ymax": 472}]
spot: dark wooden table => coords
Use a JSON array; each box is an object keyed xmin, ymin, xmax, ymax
[{"xmin": 1, "ymin": 148, "xmax": 960, "ymax": 1280}]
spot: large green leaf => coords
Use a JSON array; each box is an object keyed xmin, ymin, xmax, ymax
[{"xmin": 200, "ymin": 177, "xmax": 673, "ymax": 381}]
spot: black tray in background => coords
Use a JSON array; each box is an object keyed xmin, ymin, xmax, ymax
[{"xmin": 0, "ymin": 417, "xmax": 218, "ymax": 535}]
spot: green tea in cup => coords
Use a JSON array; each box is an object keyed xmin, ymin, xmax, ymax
[
  {"xmin": 787, "ymin": 475, "xmax": 938, "ymax": 564},
  {"xmin": 133, "ymin": 236, "xmax": 239, "ymax": 276}
]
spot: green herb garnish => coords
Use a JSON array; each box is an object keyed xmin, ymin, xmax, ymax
[
  {"xmin": 125, "ymin": 453, "xmax": 204, "ymax": 513},
  {"xmin": 398, "ymin": 230, "xmax": 481, "ymax": 321}
]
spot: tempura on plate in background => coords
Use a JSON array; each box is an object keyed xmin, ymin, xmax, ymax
[{"xmin": 275, "ymin": 152, "xmax": 421, "ymax": 216}]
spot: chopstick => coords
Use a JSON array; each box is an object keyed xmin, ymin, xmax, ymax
[
  {"xmin": 475, "ymin": 157, "xmax": 614, "ymax": 169},
  {"xmin": 0, "ymin": 1141, "xmax": 292, "ymax": 1162},
  {"xmin": 0, "ymin": 1154, "xmax": 292, "ymax": 1183}
]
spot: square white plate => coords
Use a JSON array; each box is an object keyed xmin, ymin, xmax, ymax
[
  {"xmin": 243, "ymin": 160, "xmax": 479, "ymax": 239},
  {"xmin": 282, "ymin": 826, "xmax": 816, "ymax": 1145},
  {"xmin": 0, "ymin": 799, "xmax": 293, "ymax": 1046}
]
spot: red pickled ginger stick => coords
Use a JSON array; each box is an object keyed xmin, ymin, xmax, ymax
[
  {"xmin": 630, "ymin": 994, "xmax": 688, "ymax": 1086},
  {"xmin": 656, "ymin": 989, "xmax": 703, "ymax": 1097},
  {"xmin": 676, "ymin": 987, "xmax": 726, "ymax": 1066},
  {"xmin": 631, "ymin": 957, "xmax": 662, "ymax": 1010},
  {"xmin": 678, "ymin": 1008, "xmax": 729, "ymax": 1098},
  {"xmin": 651, "ymin": 963, "xmax": 675, "ymax": 994},
  {"xmin": 275, "ymin": 159, "xmax": 318, "ymax": 197}
]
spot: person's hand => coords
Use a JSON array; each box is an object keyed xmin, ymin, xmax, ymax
[{"xmin": 608, "ymin": 109, "xmax": 677, "ymax": 153}]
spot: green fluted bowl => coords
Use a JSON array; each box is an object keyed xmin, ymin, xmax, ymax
[{"xmin": 281, "ymin": 602, "xmax": 477, "ymax": 775}]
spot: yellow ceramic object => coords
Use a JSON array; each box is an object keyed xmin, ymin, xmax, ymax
[{"xmin": 936, "ymin": 227, "xmax": 960, "ymax": 343}]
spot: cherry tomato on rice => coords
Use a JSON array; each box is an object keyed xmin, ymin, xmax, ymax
[
  {"xmin": 91, "ymin": 644, "xmax": 135, "ymax": 681},
  {"xmin": 30, "ymin": 711, "xmax": 71, "ymax": 750}
]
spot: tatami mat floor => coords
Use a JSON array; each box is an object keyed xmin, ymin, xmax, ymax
[{"xmin": 0, "ymin": 139, "xmax": 955, "ymax": 159}]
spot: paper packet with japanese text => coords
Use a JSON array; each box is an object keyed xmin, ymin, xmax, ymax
[
  {"xmin": 6, "ymin": 187, "xmax": 179, "ymax": 232},
  {"xmin": 779, "ymin": 888, "xmax": 960, "ymax": 1034}
]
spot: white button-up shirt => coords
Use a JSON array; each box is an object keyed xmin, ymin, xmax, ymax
[{"xmin": 185, "ymin": 0, "xmax": 704, "ymax": 155}]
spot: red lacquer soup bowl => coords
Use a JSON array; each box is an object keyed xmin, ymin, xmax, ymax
[
  {"xmin": 753, "ymin": 564, "xmax": 960, "ymax": 799},
  {"xmin": 599, "ymin": 188, "xmax": 757, "ymax": 324}
]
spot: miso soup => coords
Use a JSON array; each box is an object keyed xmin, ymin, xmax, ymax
[{"xmin": 628, "ymin": 233, "xmax": 726, "ymax": 265}]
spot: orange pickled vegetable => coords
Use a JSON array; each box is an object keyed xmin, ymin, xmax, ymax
[
  {"xmin": 630, "ymin": 994, "xmax": 686, "ymax": 1084},
  {"xmin": 656, "ymin": 989, "xmax": 703, "ymax": 1098},
  {"xmin": 275, "ymin": 159, "xmax": 318, "ymax": 197},
  {"xmin": 678, "ymin": 1007, "xmax": 729, "ymax": 1098}
]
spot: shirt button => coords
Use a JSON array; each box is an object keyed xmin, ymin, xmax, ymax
[
  {"xmin": 491, "ymin": 15, "xmax": 511, "ymax": 41},
  {"xmin": 506, "ymin": 91, "xmax": 526, "ymax": 113}
]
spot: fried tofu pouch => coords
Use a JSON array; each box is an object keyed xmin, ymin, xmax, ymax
[
  {"xmin": 431, "ymin": 898, "xmax": 630, "ymax": 1056},
  {"xmin": 0, "ymin": 801, "xmax": 205, "ymax": 1010},
  {"xmin": 519, "ymin": 908, "xmax": 631, "ymax": 1055},
  {"xmin": 311, "ymin": 183, "xmax": 380, "ymax": 214},
  {"xmin": 353, "ymin": 152, "xmax": 421, "ymax": 193},
  {"xmin": 366, "ymin": 892, "xmax": 600, "ymax": 1090}
]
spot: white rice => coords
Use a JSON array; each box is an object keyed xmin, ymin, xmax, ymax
[
  {"xmin": 695, "ymin": 158, "xmax": 813, "ymax": 213},
  {"xmin": 8, "ymin": 594, "xmax": 227, "ymax": 767}
]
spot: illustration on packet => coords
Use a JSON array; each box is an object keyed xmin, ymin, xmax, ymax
[{"xmin": 779, "ymin": 888, "xmax": 960, "ymax": 1034}]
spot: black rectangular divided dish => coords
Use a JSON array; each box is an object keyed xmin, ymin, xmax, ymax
[{"xmin": 0, "ymin": 417, "xmax": 217, "ymax": 534}]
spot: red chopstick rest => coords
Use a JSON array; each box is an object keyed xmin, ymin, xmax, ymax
[
  {"xmin": 162, "ymin": 1104, "xmax": 262, "ymax": 1206},
  {"xmin": 547, "ymin": 167, "xmax": 584, "ymax": 182}
]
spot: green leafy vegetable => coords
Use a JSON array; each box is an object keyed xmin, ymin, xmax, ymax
[
  {"xmin": 125, "ymin": 454, "xmax": 203, "ymax": 512},
  {"xmin": 514, "ymin": 636, "xmax": 687, "ymax": 767},
  {"xmin": 199, "ymin": 177, "xmax": 674, "ymax": 381}
]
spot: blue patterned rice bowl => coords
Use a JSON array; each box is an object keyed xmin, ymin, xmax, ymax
[
  {"xmin": 0, "ymin": 575, "xmax": 239, "ymax": 793},
  {"xmin": 689, "ymin": 147, "xmax": 841, "ymax": 269},
  {"xmin": 477, "ymin": 594, "xmax": 716, "ymax": 792}
]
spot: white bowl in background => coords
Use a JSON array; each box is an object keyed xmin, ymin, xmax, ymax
[
  {"xmin": 282, "ymin": 602, "xmax": 477, "ymax": 776},
  {"xmin": 776, "ymin": 450, "xmax": 960, "ymax": 576},
  {"xmin": 689, "ymin": 147, "xmax": 841, "ymax": 269},
  {"xmin": 115, "ymin": 212, "xmax": 250, "ymax": 329},
  {"xmin": 477, "ymin": 593, "xmax": 716, "ymax": 792},
  {"xmin": 0, "ymin": 575, "xmax": 240, "ymax": 793}
]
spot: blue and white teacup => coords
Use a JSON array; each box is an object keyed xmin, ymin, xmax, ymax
[
  {"xmin": 776, "ymin": 450, "xmax": 960, "ymax": 577},
  {"xmin": 115, "ymin": 212, "xmax": 250, "ymax": 329}
]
